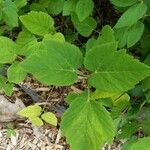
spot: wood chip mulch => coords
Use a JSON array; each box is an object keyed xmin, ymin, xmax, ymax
[
  {"xmin": 0, "ymin": 76, "xmax": 124, "ymax": 150},
  {"xmin": 0, "ymin": 123, "xmax": 68, "ymax": 150}
]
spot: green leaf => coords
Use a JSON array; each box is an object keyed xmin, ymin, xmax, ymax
[
  {"xmin": 38, "ymin": 0, "xmax": 49, "ymax": 8},
  {"xmin": 16, "ymin": 31, "xmax": 37, "ymax": 56},
  {"xmin": 65, "ymin": 92, "xmax": 78, "ymax": 104},
  {"xmin": 3, "ymin": 82, "xmax": 13, "ymax": 96},
  {"xmin": 7, "ymin": 62, "xmax": 26, "ymax": 84},
  {"xmin": 110, "ymin": 0, "xmax": 138, "ymax": 7},
  {"xmin": 47, "ymin": 0, "xmax": 64, "ymax": 15},
  {"xmin": 114, "ymin": 3, "xmax": 147, "ymax": 28},
  {"xmin": 99, "ymin": 98, "xmax": 114, "ymax": 108},
  {"xmin": 140, "ymin": 27, "xmax": 150, "ymax": 57},
  {"xmin": 71, "ymin": 14, "xmax": 97, "ymax": 37},
  {"xmin": 127, "ymin": 21, "xmax": 144, "ymax": 48},
  {"xmin": 142, "ymin": 108, "xmax": 150, "ymax": 135},
  {"xmin": 122, "ymin": 138, "xmax": 137, "ymax": 150},
  {"xmin": 63, "ymin": 0, "xmax": 77, "ymax": 16},
  {"xmin": 14, "ymin": 0, "xmax": 27, "ymax": 9},
  {"xmin": 43, "ymin": 32, "xmax": 65, "ymax": 42},
  {"xmin": 97, "ymin": 25, "xmax": 116, "ymax": 44},
  {"xmin": 115, "ymin": 27, "xmax": 129, "ymax": 48},
  {"xmin": 6, "ymin": 129, "xmax": 16, "ymax": 138},
  {"xmin": 86, "ymin": 25, "xmax": 116, "ymax": 51},
  {"xmin": 111, "ymin": 93, "xmax": 130, "ymax": 118},
  {"xmin": 0, "ymin": 75, "xmax": 13, "ymax": 96},
  {"xmin": 86, "ymin": 38, "xmax": 97, "ymax": 51},
  {"xmin": 144, "ymin": 0, "xmax": 150, "ymax": 13},
  {"xmin": 61, "ymin": 92, "xmax": 115, "ymax": 150},
  {"xmin": 144, "ymin": 54, "xmax": 150, "ymax": 65},
  {"xmin": 0, "ymin": 64, "xmax": 7, "ymax": 76},
  {"xmin": 145, "ymin": 92, "xmax": 150, "ymax": 103},
  {"xmin": 0, "ymin": 75, "xmax": 7, "ymax": 88},
  {"xmin": 38, "ymin": 0, "xmax": 50, "ymax": 8},
  {"xmin": 0, "ymin": 36, "xmax": 17, "ymax": 64},
  {"xmin": 91, "ymin": 90, "xmax": 120, "ymax": 99},
  {"xmin": 41, "ymin": 112, "xmax": 57, "ymax": 126},
  {"xmin": 125, "ymin": 137, "xmax": 150, "ymax": 150},
  {"xmin": 115, "ymin": 21, "xmax": 144, "ymax": 48},
  {"xmin": 0, "ymin": 25, "xmax": 5, "ymax": 36},
  {"xmin": 2, "ymin": 0, "xmax": 18, "ymax": 27},
  {"xmin": 0, "ymin": 64, "xmax": 3, "ymax": 69},
  {"xmin": 143, "ymin": 76, "xmax": 150, "ymax": 91},
  {"xmin": 0, "ymin": 9, "xmax": 3, "ymax": 21},
  {"xmin": 21, "ymin": 42, "xmax": 44, "ymax": 57},
  {"xmin": 119, "ymin": 121, "xmax": 139, "ymax": 139},
  {"xmin": 29, "ymin": 117, "xmax": 43, "ymax": 126},
  {"xmin": 30, "ymin": 3, "xmax": 46, "ymax": 12},
  {"xmin": 20, "ymin": 11, "xmax": 54, "ymax": 36},
  {"xmin": 21, "ymin": 41, "xmax": 83, "ymax": 86},
  {"xmin": 142, "ymin": 55, "xmax": 150, "ymax": 91},
  {"xmin": 75, "ymin": 0, "xmax": 94, "ymax": 22},
  {"xmin": 6, "ymin": 123, "xmax": 14, "ymax": 130},
  {"xmin": 17, "ymin": 105, "xmax": 42, "ymax": 118},
  {"xmin": 84, "ymin": 43, "xmax": 150, "ymax": 92}
]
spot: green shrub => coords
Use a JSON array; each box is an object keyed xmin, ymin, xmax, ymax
[{"xmin": 0, "ymin": 0, "xmax": 150, "ymax": 149}]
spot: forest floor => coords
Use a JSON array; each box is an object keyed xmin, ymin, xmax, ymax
[
  {"xmin": 0, "ymin": 124, "xmax": 124, "ymax": 150},
  {"xmin": 0, "ymin": 76, "xmax": 124, "ymax": 150},
  {"xmin": 0, "ymin": 76, "xmax": 70, "ymax": 150}
]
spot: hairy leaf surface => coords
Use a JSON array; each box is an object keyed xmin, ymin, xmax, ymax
[
  {"xmin": 115, "ymin": 3, "xmax": 147, "ymax": 28},
  {"xmin": 71, "ymin": 14, "xmax": 97, "ymax": 37},
  {"xmin": 0, "ymin": 37, "xmax": 17, "ymax": 63},
  {"xmin": 20, "ymin": 11, "xmax": 54, "ymax": 36},
  {"xmin": 127, "ymin": 21, "xmax": 144, "ymax": 48},
  {"xmin": 84, "ymin": 43, "xmax": 150, "ymax": 92},
  {"xmin": 123, "ymin": 137, "xmax": 150, "ymax": 150},
  {"xmin": 7, "ymin": 62, "xmax": 26, "ymax": 84},
  {"xmin": 63, "ymin": 0, "xmax": 77, "ymax": 16},
  {"xmin": 86, "ymin": 25, "xmax": 116, "ymax": 51},
  {"xmin": 14, "ymin": 0, "xmax": 27, "ymax": 9},
  {"xmin": 110, "ymin": 0, "xmax": 138, "ymax": 7},
  {"xmin": 16, "ymin": 31, "xmax": 37, "ymax": 56},
  {"xmin": 75, "ymin": 0, "xmax": 94, "ymax": 22},
  {"xmin": 2, "ymin": 0, "xmax": 18, "ymax": 27},
  {"xmin": 115, "ymin": 21, "xmax": 144, "ymax": 48},
  {"xmin": 61, "ymin": 92, "xmax": 115, "ymax": 150},
  {"xmin": 48, "ymin": 0, "xmax": 64, "ymax": 15},
  {"xmin": 21, "ymin": 41, "xmax": 83, "ymax": 86}
]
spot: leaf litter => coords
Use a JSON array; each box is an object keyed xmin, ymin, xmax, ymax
[{"xmin": 0, "ymin": 76, "xmax": 123, "ymax": 150}]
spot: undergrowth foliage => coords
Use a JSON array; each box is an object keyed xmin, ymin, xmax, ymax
[{"xmin": 0, "ymin": 0, "xmax": 150, "ymax": 150}]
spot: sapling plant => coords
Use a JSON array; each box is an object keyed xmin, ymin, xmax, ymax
[
  {"xmin": 17, "ymin": 105, "xmax": 57, "ymax": 127},
  {"xmin": 0, "ymin": 0, "xmax": 150, "ymax": 150}
]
